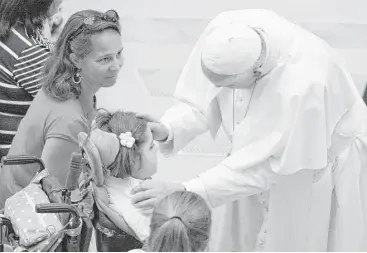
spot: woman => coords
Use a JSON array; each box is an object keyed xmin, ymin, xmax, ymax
[
  {"xmin": 0, "ymin": 9, "xmax": 124, "ymax": 208},
  {"xmin": 0, "ymin": 0, "xmax": 63, "ymax": 158}
]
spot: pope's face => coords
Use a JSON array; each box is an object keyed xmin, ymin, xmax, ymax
[{"xmin": 201, "ymin": 60, "xmax": 260, "ymax": 89}]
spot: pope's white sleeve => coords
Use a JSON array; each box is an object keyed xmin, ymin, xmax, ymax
[
  {"xmin": 183, "ymin": 161, "xmax": 283, "ymax": 208},
  {"xmin": 159, "ymin": 102, "xmax": 209, "ymax": 156}
]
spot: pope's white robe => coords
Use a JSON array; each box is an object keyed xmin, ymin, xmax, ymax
[{"xmin": 159, "ymin": 9, "xmax": 367, "ymax": 251}]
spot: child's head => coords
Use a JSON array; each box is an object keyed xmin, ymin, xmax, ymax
[
  {"xmin": 93, "ymin": 110, "xmax": 158, "ymax": 180},
  {"xmin": 146, "ymin": 191, "xmax": 212, "ymax": 252}
]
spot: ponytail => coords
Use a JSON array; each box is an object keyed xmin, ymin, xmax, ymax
[
  {"xmin": 148, "ymin": 217, "xmax": 191, "ymax": 252},
  {"xmin": 146, "ymin": 191, "xmax": 212, "ymax": 252}
]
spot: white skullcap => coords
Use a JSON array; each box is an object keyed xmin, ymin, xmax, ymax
[{"xmin": 201, "ymin": 24, "xmax": 262, "ymax": 76}]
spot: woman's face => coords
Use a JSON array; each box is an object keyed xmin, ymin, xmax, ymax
[
  {"xmin": 131, "ymin": 126, "xmax": 158, "ymax": 180},
  {"xmin": 79, "ymin": 29, "xmax": 124, "ymax": 91}
]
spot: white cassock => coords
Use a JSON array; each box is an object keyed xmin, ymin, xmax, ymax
[{"xmin": 159, "ymin": 9, "xmax": 367, "ymax": 252}]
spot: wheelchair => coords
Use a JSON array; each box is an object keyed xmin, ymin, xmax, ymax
[
  {"xmin": 0, "ymin": 155, "xmax": 93, "ymax": 252},
  {"xmin": 0, "ymin": 130, "xmax": 144, "ymax": 252}
]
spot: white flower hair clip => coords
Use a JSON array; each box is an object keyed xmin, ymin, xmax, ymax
[
  {"xmin": 83, "ymin": 16, "xmax": 95, "ymax": 25},
  {"xmin": 119, "ymin": 132, "xmax": 135, "ymax": 148}
]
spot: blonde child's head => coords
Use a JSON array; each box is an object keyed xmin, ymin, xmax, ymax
[{"xmin": 146, "ymin": 191, "xmax": 212, "ymax": 252}]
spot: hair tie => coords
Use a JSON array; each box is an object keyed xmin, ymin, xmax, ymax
[
  {"xmin": 171, "ymin": 216, "xmax": 183, "ymax": 222},
  {"xmin": 119, "ymin": 132, "xmax": 135, "ymax": 148}
]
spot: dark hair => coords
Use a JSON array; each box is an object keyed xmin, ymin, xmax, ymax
[
  {"xmin": 146, "ymin": 191, "xmax": 212, "ymax": 252},
  {"xmin": 94, "ymin": 110, "xmax": 148, "ymax": 178},
  {"xmin": 0, "ymin": 0, "xmax": 54, "ymax": 40},
  {"xmin": 42, "ymin": 9, "xmax": 121, "ymax": 101}
]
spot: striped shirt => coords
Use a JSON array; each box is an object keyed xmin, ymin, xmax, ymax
[{"xmin": 0, "ymin": 23, "xmax": 51, "ymax": 158}]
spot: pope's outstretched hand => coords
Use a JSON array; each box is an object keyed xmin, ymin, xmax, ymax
[
  {"xmin": 137, "ymin": 114, "xmax": 169, "ymax": 142},
  {"xmin": 131, "ymin": 179, "xmax": 185, "ymax": 210}
]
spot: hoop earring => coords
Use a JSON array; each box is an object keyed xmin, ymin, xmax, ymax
[{"xmin": 73, "ymin": 70, "xmax": 81, "ymax": 84}]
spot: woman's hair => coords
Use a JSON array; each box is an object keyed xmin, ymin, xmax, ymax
[
  {"xmin": 42, "ymin": 9, "xmax": 121, "ymax": 101},
  {"xmin": 94, "ymin": 110, "xmax": 148, "ymax": 178},
  {"xmin": 0, "ymin": 0, "xmax": 54, "ymax": 40},
  {"xmin": 146, "ymin": 191, "xmax": 212, "ymax": 252}
]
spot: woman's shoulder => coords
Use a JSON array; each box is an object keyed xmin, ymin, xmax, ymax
[
  {"xmin": 44, "ymin": 113, "xmax": 88, "ymax": 143},
  {"xmin": 32, "ymin": 90, "xmax": 83, "ymax": 119},
  {"xmin": 36, "ymin": 96, "xmax": 88, "ymax": 139},
  {"xmin": 52, "ymin": 98, "xmax": 84, "ymax": 117}
]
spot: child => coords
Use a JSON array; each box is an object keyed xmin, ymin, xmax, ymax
[
  {"xmin": 89, "ymin": 110, "xmax": 158, "ymax": 243},
  {"xmin": 142, "ymin": 191, "xmax": 212, "ymax": 252}
]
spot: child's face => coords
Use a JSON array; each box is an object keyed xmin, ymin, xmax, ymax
[{"xmin": 130, "ymin": 126, "xmax": 158, "ymax": 179}]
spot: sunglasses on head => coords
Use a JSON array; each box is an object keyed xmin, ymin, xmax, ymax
[{"xmin": 68, "ymin": 9, "xmax": 120, "ymax": 43}]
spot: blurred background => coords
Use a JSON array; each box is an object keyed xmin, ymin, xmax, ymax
[{"xmin": 56, "ymin": 0, "xmax": 367, "ymax": 182}]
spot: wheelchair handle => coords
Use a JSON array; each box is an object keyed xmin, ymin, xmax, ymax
[
  {"xmin": 35, "ymin": 203, "xmax": 79, "ymax": 217},
  {"xmin": 35, "ymin": 203, "xmax": 81, "ymax": 228},
  {"xmin": 36, "ymin": 204, "xmax": 82, "ymax": 252},
  {"xmin": 1, "ymin": 156, "xmax": 45, "ymax": 172}
]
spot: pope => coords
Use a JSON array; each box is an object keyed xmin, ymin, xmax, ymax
[{"xmin": 132, "ymin": 9, "xmax": 367, "ymax": 251}]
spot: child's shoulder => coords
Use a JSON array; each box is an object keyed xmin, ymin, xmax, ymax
[
  {"xmin": 105, "ymin": 175, "xmax": 129, "ymax": 186},
  {"xmin": 105, "ymin": 176, "xmax": 143, "ymax": 192}
]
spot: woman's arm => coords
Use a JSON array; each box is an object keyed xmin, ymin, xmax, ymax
[
  {"xmin": 41, "ymin": 116, "xmax": 87, "ymax": 185},
  {"xmin": 41, "ymin": 138, "xmax": 80, "ymax": 186}
]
